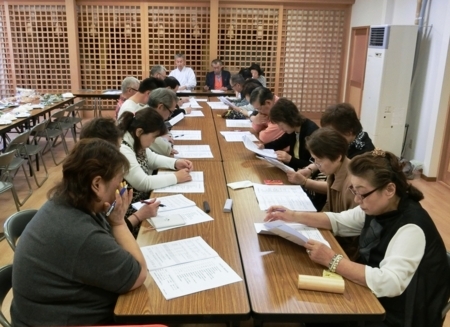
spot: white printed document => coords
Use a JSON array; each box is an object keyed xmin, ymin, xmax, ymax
[
  {"xmin": 207, "ymin": 102, "xmax": 229, "ymax": 110},
  {"xmin": 141, "ymin": 237, "xmax": 242, "ymax": 299},
  {"xmin": 218, "ymin": 96, "xmax": 233, "ymax": 106},
  {"xmin": 171, "ymin": 130, "xmax": 202, "ymax": 140},
  {"xmin": 168, "ymin": 113, "xmax": 184, "ymax": 126},
  {"xmin": 181, "ymin": 99, "xmax": 202, "ymax": 109},
  {"xmin": 252, "ymin": 183, "xmax": 316, "ymax": 212},
  {"xmin": 153, "ymin": 171, "xmax": 204, "ymax": 193},
  {"xmin": 220, "ymin": 131, "xmax": 258, "ymax": 142},
  {"xmin": 256, "ymin": 221, "xmax": 330, "ymax": 248},
  {"xmin": 151, "ymin": 206, "xmax": 213, "ymax": 231},
  {"xmin": 103, "ymin": 90, "xmax": 121, "ymax": 95},
  {"xmin": 131, "ymin": 194, "xmax": 196, "ymax": 212},
  {"xmin": 256, "ymin": 156, "xmax": 295, "ymax": 173},
  {"xmin": 185, "ymin": 110, "xmax": 204, "ymax": 117},
  {"xmin": 243, "ymin": 135, "xmax": 276, "ymax": 159},
  {"xmin": 174, "ymin": 145, "xmax": 213, "ymax": 158},
  {"xmin": 225, "ymin": 120, "xmax": 253, "ymax": 128}
]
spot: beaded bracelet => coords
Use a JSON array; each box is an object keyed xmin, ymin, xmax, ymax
[{"xmin": 328, "ymin": 254, "xmax": 344, "ymax": 273}]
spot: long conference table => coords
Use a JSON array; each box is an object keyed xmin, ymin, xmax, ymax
[{"xmin": 114, "ymin": 100, "xmax": 385, "ymax": 326}]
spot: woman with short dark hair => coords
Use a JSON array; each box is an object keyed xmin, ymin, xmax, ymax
[
  {"xmin": 265, "ymin": 98, "xmax": 318, "ymax": 170},
  {"xmin": 12, "ymin": 138, "xmax": 147, "ymax": 326}
]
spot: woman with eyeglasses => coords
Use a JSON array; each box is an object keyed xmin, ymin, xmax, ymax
[
  {"xmin": 265, "ymin": 149, "xmax": 450, "ymax": 327},
  {"xmin": 118, "ymin": 108, "xmax": 193, "ymax": 236}
]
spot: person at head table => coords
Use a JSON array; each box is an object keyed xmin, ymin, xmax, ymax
[
  {"xmin": 118, "ymin": 108, "xmax": 193, "ymax": 236},
  {"xmin": 169, "ymin": 53, "xmax": 196, "ymax": 91},
  {"xmin": 80, "ymin": 117, "xmax": 160, "ymax": 235},
  {"xmin": 150, "ymin": 65, "xmax": 168, "ymax": 80},
  {"xmin": 115, "ymin": 76, "xmax": 140, "ymax": 119},
  {"xmin": 11, "ymin": 138, "xmax": 148, "ymax": 326},
  {"xmin": 116, "ymin": 77, "xmax": 165, "ymax": 120},
  {"xmin": 203, "ymin": 59, "xmax": 231, "ymax": 91},
  {"xmin": 249, "ymin": 63, "xmax": 266, "ymax": 87},
  {"xmin": 265, "ymin": 149, "xmax": 450, "ymax": 327}
]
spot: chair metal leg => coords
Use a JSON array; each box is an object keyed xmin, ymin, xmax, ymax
[
  {"xmin": 28, "ymin": 151, "xmax": 48, "ymax": 187},
  {"xmin": 16, "ymin": 164, "xmax": 33, "ymax": 206}
]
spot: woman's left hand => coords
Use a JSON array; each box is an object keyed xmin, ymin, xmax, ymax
[
  {"xmin": 105, "ymin": 188, "xmax": 133, "ymax": 227},
  {"xmin": 175, "ymin": 159, "xmax": 193, "ymax": 171},
  {"xmin": 276, "ymin": 150, "xmax": 291, "ymax": 163},
  {"xmin": 304, "ymin": 239, "xmax": 336, "ymax": 267}
]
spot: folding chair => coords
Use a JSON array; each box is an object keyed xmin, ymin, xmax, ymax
[
  {"xmin": 0, "ymin": 264, "xmax": 12, "ymax": 327},
  {"xmin": 0, "ymin": 150, "xmax": 25, "ymax": 212},
  {"xmin": 64, "ymin": 100, "xmax": 85, "ymax": 142},
  {"xmin": 3, "ymin": 209, "xmax": 37, "ymax": 251}
]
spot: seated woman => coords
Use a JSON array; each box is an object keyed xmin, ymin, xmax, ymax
[
  {"xmin": 80, "ymin": 117, "xmax": 161, "ymax": 235},
  {"xmin": 287, "ymin": 103, "xmax": 375, "ymax": 211},
  {"xmin": 12, "ymin": 138, "xmax": 148, "ymax": 326},
  {"xmin": 263, "ymin": 98, "xmax": 318, "ymax": 170},
  {"xmin": 249, "ymin": 63, "xmax": 267, "ymax": 87},
  {"xmin": 118, "ymin": 108, "xmax": 193, "ymax": 235},
  {"xmin": 305, "ymin": 127, "xmax": 355, "ymax": 213},
  {"xmin": 266, "ymin": 149, "xmax": 450, "ymax": 327},
  {"xmin": 164, "ymin": 76, "xmax": 192, "ymax": 116}
]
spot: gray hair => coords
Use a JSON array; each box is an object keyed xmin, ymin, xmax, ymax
[
  {"xmin": 211, "ymin": 59, "xmax": 223, "ymax": 66},
  {"xmin": 174, "ymin": 53, "xmax": 185, "ymax": 60},
  {"xmin": 121, "ymin": 76, "xmax": 139, "ymax": 93},
  {"xmin": 148, "ymin": 88, "xmax": 178, "ymax": 109},
  {"xmin": 231, "ymin": 74, "xmax": 245, "ymax": 85},
  {"xmin": 150, "ymin": 65, "xmax": 167, "ymax": 77}
]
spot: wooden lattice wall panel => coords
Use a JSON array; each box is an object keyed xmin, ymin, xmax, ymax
[
  {"xmin": 279, "ymin": 9, "xmax": 346, "ymax": 118},
  {"xmin": 217, "ymin": 7, "xmax": 279, "ymax": 90},
  {"xmin": 0, "ymin": 5, "xmax": 14, "ymax": 97},
  {"xmin": 8, "ymin": 4, "xmax": 71, "ymax": 93},
  {"xmin": 78, "ymin": 5, "xmax": 142, "ymax": 91},
  {"xmin": 148, "ymin": 5, "xmax": 210, "ymax": 87}
]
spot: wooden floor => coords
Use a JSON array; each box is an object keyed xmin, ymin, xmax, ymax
[{"xmin": 1, "ymin": 126, "xmax": 450, "ymax": 326}]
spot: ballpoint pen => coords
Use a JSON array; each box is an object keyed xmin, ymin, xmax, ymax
[
  {"xmin": 140, "ymin": 199, "xmax": 166, "ymax": 207},
  {"xmin": 106, "ymin": 183, "xmax": 127, "ymax": 217},
  {"xmin": 174, "ymin": 134, "xmax": 185, "ymax": 138}
]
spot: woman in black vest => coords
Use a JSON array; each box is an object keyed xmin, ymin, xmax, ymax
[{"xmin": 265, "ymin": 149, "xmax": 450, "ymax": 327}]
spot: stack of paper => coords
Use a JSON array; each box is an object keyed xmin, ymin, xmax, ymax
[
  {"xmin": 173, "ymin": 145, "xmax": 213, "ymax": 158},
  {"xmin": 132, "ymin": 194, "xmax": 213, "ymax": 232},
  {"xmin": 225, "ymin": 120, "xmax": 252, "ymax": 128},
  {"xmin": 220, "ymin": 131, "xmax": 258, "ymax": 142},
  {"xmin": 181, "ymin": 99, "xmax": 202, "ymax": 109},
  {"xmin": 171, "ymin": 130, "xmax": 202, "ymax": 140},
  {"xmin": 103, "ymin": 90, "xmax": 121, "ymax": 95},
  {"xmin": 255, "ymin": 222, "xmax": 330, "ymax": 248},
  {"xmin": 252, "ymin": 183, "xmax": 316, "ymax": 212},
  {"xmin": 153, "ymin": 171, "xmax": 205, "ymax": 193},
  {"xmin": 141, "ymin": 236, "xmax": 242, "ymax": 299},
  {"xmin": 185, "ymin": 110, "xmax": 205, "ymax": 117},
  {"xmin": 207, "ymin": 102, "xmax": 229, "ymax": 110}
]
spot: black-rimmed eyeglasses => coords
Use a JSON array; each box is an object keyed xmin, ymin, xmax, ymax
[{"xmin": 348, "ymin": 185, "xmax": 381, "ymax": 201}]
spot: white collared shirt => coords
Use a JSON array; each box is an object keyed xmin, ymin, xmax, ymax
[{"xmin": 169, "ymin": 66, "xmax": 197, "ymax": 90}]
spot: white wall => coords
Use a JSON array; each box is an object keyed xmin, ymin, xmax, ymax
[{"xmin": 351, "ymin": 0, "xmax": 450, "ymax": 177}]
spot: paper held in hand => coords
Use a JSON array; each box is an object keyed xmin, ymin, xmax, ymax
[
  {"xmin": 256, "ymin": 221, "xmax": 330, "ymax": 248},
  {"xmin": 242, "ymin": 135, "xmax": 277, "ymax": 158},
  {"xmin": 168, "ymin": 112, "xmax": 184, "ymax": 126},
  {"xmin": 256, "ymin": 155, "xmax": 295, "ymax": 173}
]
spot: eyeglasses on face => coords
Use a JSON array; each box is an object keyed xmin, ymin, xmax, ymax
[
  {"xmin": 163, "ymin": 103, "xmax": 174, "ymax": 114},
  {"xmin": 129, "ymin": 87, "xmax": 138, "ymax": 92},
  {"xmin": 348, "ymin": 185, "xmax": 381, "ymax": 201},
  {"xmin": 309, "ymin": 157, "xmax": 322, "ymax": 169}
]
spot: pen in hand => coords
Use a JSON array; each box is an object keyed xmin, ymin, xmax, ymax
[
  {"xmin": 140, "ymin": 199, "xmax": 166, "ymax": 207},
  {"xmin": 106, "ymin": 182, "xmax": 127, "ymax": 217},
  {"xmin": 174, "ymin": 134, "xmax": 185, "ymax": 138}
]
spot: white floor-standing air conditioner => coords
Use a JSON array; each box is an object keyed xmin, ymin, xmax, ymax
[{"xmin": 360, "ymin": 25, "xmax": 418, "ymax": 157}]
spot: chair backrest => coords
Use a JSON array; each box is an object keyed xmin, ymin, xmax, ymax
[
  {"xmin": 0, "ymin": 150, "xmax": 17, "ymax": 171},
  {"xmin": 29, "ymin": 119, "xmax": 49, "ymax": 143},
  {"xmin": 51, "ymin": 109, "xmax": 68, "ymax": 120},
  {"xmin": 5, "ymin": 130, "xmax": 30, "ymax": 151},
  {"xmin": 3, "ymin": 209, "xmax": 37, "ymax": 251},
  {"xmin": 442, "ymin": 252, "xmax": 450, "ymax": 320},
  {"xmin": 0, "ymin": 264, "xmax": 12, "ymax": 327}
]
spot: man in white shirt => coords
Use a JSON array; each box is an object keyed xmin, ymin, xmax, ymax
[{"xmin": 169, "ymin": 53, "xmax": 196, "ymax": 90}]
